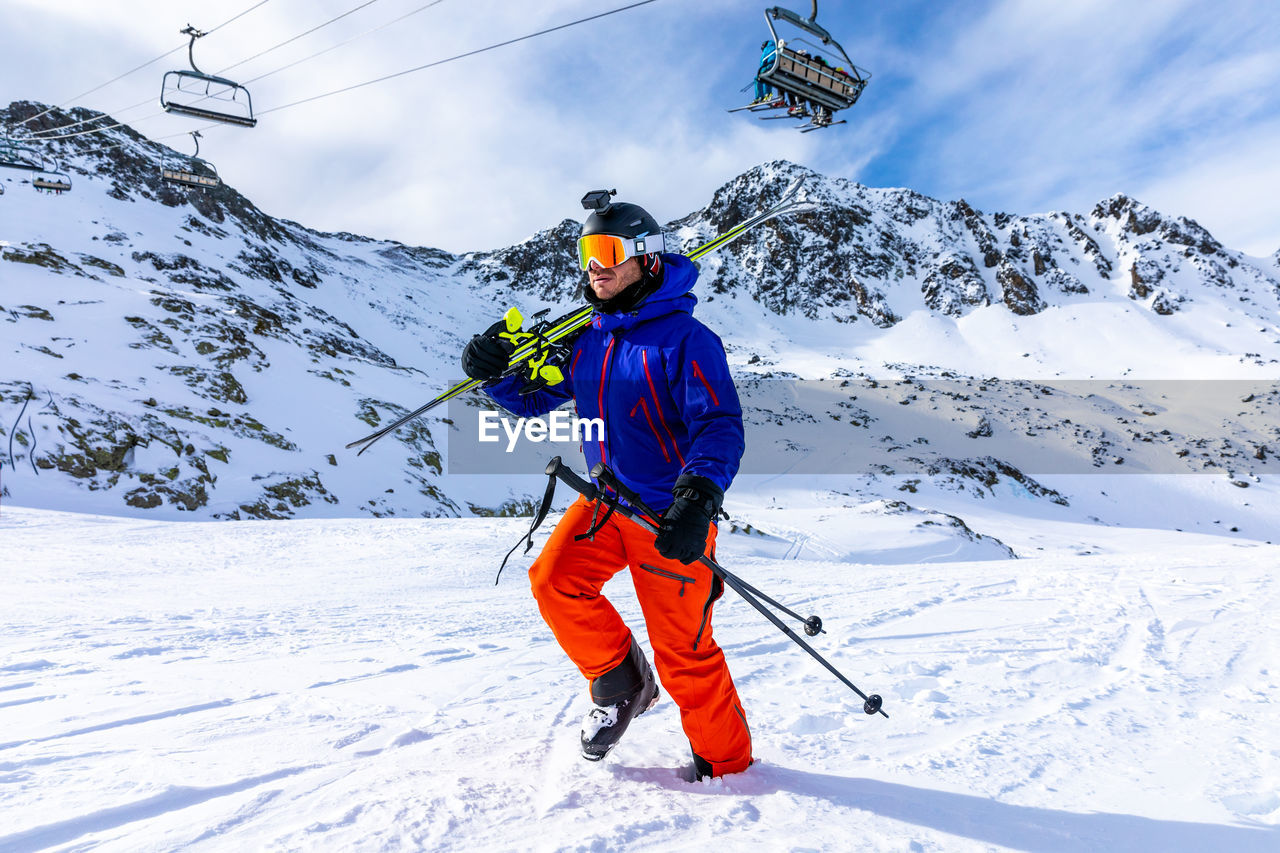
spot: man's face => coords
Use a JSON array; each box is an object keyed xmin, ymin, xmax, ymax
[{"xmin": 588, "ymin": 256, "xmax": 642, "ymax": 301}]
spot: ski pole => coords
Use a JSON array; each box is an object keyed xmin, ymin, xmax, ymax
[
  {"xmin": 545, "ymin": 457, "xmax": 887, "ymax": 718},
  {"xmin": 593, "ymin": 467, "xmax": 826, "ymax": 635},
  {"xmin": 559, "ymin": 460, "xmax": 821, "ymax": 635}
]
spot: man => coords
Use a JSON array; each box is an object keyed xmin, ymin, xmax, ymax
[{"xmin": 460, "ymin": 192, "xmax": 752, "ymax": 780}]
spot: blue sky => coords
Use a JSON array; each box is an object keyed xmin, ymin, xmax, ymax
[{"xmin": 5, "ymin": 0, "xmax": 1280, "ymax": 255}]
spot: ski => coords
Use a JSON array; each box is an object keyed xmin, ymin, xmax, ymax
[
  {"xmin": 345, "ymin": 305, "xmax": 594, "ymax": 455},
  {"xmin": 346, "ymin": 179, "xmax": 813, "ymax": 456},
  {"xmin": 801, "ymin": 120, "xmax": 846, "ymax": 133}
]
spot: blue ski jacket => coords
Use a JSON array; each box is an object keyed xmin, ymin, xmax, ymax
[{"xmin": 486, "ymin": 253, "xmax": 744, "ymax": 511}]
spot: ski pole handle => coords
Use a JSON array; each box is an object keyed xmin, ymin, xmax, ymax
[
  {"xmin": 545, "ymin": 456, "xmax": 598, "ymax": 502},
  {"xmin": 590, "ymin": 463, "xmax": 660, "ymax": 521}
]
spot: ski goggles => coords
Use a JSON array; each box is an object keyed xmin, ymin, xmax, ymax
[{"xmin": 577, "ymin": 231, "xmax": 666, "ymax": 271}]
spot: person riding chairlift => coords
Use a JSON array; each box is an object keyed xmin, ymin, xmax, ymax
[{"xmin": 751, "ymin": 39, "xmax": 779, "ymax": 104}]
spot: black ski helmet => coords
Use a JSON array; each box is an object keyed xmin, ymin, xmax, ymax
[{"xmin": 580, "ymin": 190, "xmax": 662, "ymax": 242}]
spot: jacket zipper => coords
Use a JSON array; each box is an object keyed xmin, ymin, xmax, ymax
[
  {"xmin": 630, "ymin": 398, "xmax": 671, "ymax": 463},
  {"xmin": 638, "ymin": 563, "xmax": 695, "ymax": 597}
]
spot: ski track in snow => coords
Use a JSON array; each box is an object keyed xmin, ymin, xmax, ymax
[{"xmin": 1, "ymin": 507, "xmax": 1278, "ymax": 852}]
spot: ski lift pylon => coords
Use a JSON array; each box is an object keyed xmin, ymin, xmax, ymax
[
  {"xmin": 161, "ymin": 130, "xmax": 221, "ymax": 189},
  {"xmin": 733, "ymin": 2, "xmax": 871, "ymax": 132},
  {"xmin": 160, "ymin": 25, "xmax": 257, "ymax": 128}
]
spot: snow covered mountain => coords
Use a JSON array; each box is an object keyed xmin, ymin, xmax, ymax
[{"xmin": 3, "ymin": 100, "xmax": 1278, "ymax": 552}]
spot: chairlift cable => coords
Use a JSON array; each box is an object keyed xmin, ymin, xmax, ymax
[
  {"xmin": 29, "ymin": 0, "xmax": 418, "ymax": 140},
  {"xmin": 26, "ymin": 97, "xmax": 156, "ymax": 138},
  {"xmin": 18, "ymin": 0, "xmax": 275, "ymax": 130},
  {"xmin": 201, "ymin": 0, "xmax": 277, "ymax": 37},
  {"xmin": 27, "ymin": 0, "xmax": 659, "ymax": 149},
  {"xmin": 25, "ymin": 114, "xmax": 166, "ymax": 142},
  {"xmin": 259, "ymin": 0, "xmax": 662, "ymax": 117},
  {"xmin": 17, "ymin": 48, "xmax": 183, "ymax": 131},
  {"xmin": 214, "ymin": 0, "xmax": 386, "ymax": 77},
  {"xmin": 241, "ymin": 0, "xmax": 448, "ymax": 86},
  {"xmin": 79, "ymin": 124, "xmax": 220, "ymax": 159}
]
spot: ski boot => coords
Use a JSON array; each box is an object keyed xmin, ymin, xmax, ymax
[{"xmin": 580, "ymin": 635, "xmax": 659, "ymax": 761}]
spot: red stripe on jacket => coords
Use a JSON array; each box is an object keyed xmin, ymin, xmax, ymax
[
  {"xmin": 643, "ymin": 349, "xmax": 685, "ymax": 466},
  {"xmin": 691, "ymin": 359, "xmax": 720, "ymax": 407}
]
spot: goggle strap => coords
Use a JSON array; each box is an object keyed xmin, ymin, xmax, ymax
[{"xmin": 631, "ymin": 232, "xmax": 665, "ymax": 256}]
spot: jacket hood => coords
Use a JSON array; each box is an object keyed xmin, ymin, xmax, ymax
[{"xmin": 590, "ymin": 253, "xmax": 698, "ymax": 334}]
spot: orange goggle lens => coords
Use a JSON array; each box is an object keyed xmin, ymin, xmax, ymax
[{"xmin": 577, "ymin": 233, "xmax": 629, "ymax": 271}]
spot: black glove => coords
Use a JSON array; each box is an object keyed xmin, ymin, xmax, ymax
[
  {"xmin": 461, "ymin": 320, "xmax": 515, "ymax": 380},
  {"xmin": 654, "ymin": 474, "xmax": 724, "ymax": 565}
]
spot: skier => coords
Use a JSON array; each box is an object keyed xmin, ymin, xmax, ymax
[{"xmin": 461, "ymin": 193, "xmax": 752, "ymax": 780}]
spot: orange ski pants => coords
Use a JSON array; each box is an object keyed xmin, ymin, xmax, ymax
[{"xmin": 528, "ymin": 495, "xmax": 752, "ymax": 775}]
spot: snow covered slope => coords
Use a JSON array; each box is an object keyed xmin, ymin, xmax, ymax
[{"xmin": 2, "ymin": 507, "xmax": 1278, "ymax": 851}]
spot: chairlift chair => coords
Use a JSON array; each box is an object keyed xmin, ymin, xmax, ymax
[
  {"xmin": 160, "ymin": 25, "xmax": 257, "ymax": 128},
  {"xmin": 734, "ymin": 2, "xmax": 871, "ymax": 132},
  {"xmin": 32, "ymin": 161, "xmax": 72, "ymax": 194},
  {"xmin": 0, "ymin": 137, "xmax": 45, "ymax": 172},
  {"xmin": 161, "ymin": 130, "xmax": 221, "ymax": 189}
]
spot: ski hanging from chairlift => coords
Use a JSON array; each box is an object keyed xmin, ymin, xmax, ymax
[
  {"xmin": 730, "ymin": 2, "xmax": 871, "ymax": 132},
  {"xmin": 160, "ymin": 25, "xmax": 257, "ymax": 128},
  {"xmin": 161, "ymin": 130, "xmax": 221, "ymax": 189}
]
